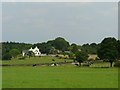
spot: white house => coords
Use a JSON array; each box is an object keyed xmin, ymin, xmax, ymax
[{"xmin": 22, "ymin": 46, "xmax": 41, "ymax": 57}]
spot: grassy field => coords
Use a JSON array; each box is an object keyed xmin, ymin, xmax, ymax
[
  {"xmin": 1, "ymin": 56, "xmax": 73, "ymax": 65},
  {"xmin": 2, "ymin": 65, "xmax": 118, "ymax": 88},
  {"xmin": 1, "ymin": 56, "xmax": 118, "ymax": 88}
]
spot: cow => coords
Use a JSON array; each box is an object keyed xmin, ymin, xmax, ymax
[
  {"xmin": 32, "ymin": 64, "xmax": 37, "ymax": 67},
  {"xmin": 75, "ymin": 63, "xmax": 79, "ymax": 66}
]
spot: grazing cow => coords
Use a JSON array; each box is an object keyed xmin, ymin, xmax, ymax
[
  {"xmin": 52, "ymin": 59, "xmax": 55, "ymax": 61},
  {"xmin": 75, "ymin": 63, "xmax": 79, "ymax": 66},
  {"xmin": 51, "ymin": 64, "xmax": 55, "ymax": 66},
  {"xmin": 50, "ymin": 63, "xmax": 59, "ymax": 66},
  {"xmin": 32, "ymin": 64, "xmax": 37, "ymax": 67},
  {"xmin": 54, "ymin": 63, "xmax": 57, "ymax": 66}
]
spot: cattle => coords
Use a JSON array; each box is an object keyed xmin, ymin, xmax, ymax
[
  {"xmin": 32, "ymin": 64, "xmax": 37, "ymax": 67},
  {"xmin": 52, "ymin": 59, "xmax": 55, "ymax": 61},
  {"xmin": 50, "ymin": 63, "xmax": 59, "ymax": 66},
  {"xmin": 75, "ymin": 63, "xmax": 79, "ymax": 66}
]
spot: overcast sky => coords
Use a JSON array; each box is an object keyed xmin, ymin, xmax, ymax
[{"xmin": 2, "ymin": 2, "xmax": 118, "ymax": 45}]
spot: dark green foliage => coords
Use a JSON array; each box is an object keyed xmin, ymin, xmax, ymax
[
  {"xmin": 82, "ymin": 43, "xmax": 100, "ymax": 54},
  {"xmin": 2, "ymin": 53, "xmax": 12, "ymax": 60},
  {"xmin": 28, "ymin": 51, "xmax": 35, "ymax": 57},
  {"xmin": 47, "ymin": 40, "xmax": 54, "ymax": 46},
  {"xmin": 33, "ymin": 42, "xmax": 52, "ymax": 54},
  {"xmin": 1, "ymin": 37, "xmax": 99, "ymax": 58},
  {"xmin": 70, "ymin": 43, "xmax": 79, "ymax": 53},
  {"xmin": 97, "ymin": 37, "xmax": 118, "ymax": 67},
  {"xmin": 75, "ymin": 51, "xmax": 88, "ymax": 66},
  {"xmin": 49, "ymin": 47, "xmax": 57, "ymax": 54},
  {"xmin": 2, "ymin": 42, "xmax": 32, "ymax": 53},
  {"xmin": 118, "ymin": 40, "xmax": 120, "ymax": 59},
  {"xmin": 2, "ymin": 42, "xmax": 32, "ymax": 59},
  {"xmin": 68, "ymin": 52, "xmax": 75, "ymax": 59},
  {"xmin": 0, "ymin": 44, "xmax": 2, "ymax": 60},
  {"xmin": 9, "ymin": 49, "xmax": 20, "ymax": 58},
  {"xmin": 1, "ymin": 37, "xmax": 119, "ymax": 63},
  {"xmin": 2, "ymin": 37, "xmax": 69, "ymax": 58},
  {"xmin": 53, "ymin": 37, "xmax": 70, "ymax": 51},
  {"xmin": 34, "ymin": 37, "xmax": 70, "ymax": 54}
]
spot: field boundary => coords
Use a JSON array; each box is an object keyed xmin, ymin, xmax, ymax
[{"xmin": 0, "ymin": 62, "xmax": 73, "ymax": 67}]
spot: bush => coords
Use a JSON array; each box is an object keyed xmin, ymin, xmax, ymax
[
  {"xmin": 68, "ymin": 52, "xmax": 75, "ymax": 59},
  {"xmin": 2, "ymin": 53, "xmax": 12, "ymax": 60},
  {"xmin": 114, "ymin": 61, "xmax": 120, "ymax": 67}
]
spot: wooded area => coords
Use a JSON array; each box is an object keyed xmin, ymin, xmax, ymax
[{"xmin": 1, "ymin": 37, "xmax": 120, "ymax": 67}]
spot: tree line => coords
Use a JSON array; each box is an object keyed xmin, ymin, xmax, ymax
[
  {"xmin": 1, "ymin": 37, "xmax": 120, "ymax": 67},
  {"xmin": 1, "ymin": 37, "xmax": 99, "ymax": 59}
]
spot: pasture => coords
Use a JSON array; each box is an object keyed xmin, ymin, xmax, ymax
[
  {"xmin": 2, "ymin": 56, "xmax": 73, "ymax": 65},
  {"xmin": 1, "ymin": 56, "xmax": 118, "ymax": 88}
]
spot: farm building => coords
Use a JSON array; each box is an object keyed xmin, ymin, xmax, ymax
[{"xmin": 22, "ymin": 46, "xmax": 41, "ymax": 56}]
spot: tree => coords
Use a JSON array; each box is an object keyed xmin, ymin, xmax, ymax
[
  {"xmin": 75, "ymin": 51, "xmax": 88, "ymax": 66},
  {"xmin": 0, "ymin": 44, "xmax": 2, "ymax": 60},
  {"xmin": 97, "ymin": 37, "xmax": 118, "ymax": 67},
  {"xmin": 28, "ymin": 51, "xmax": 35, "ymax": 58},
  {"xmin": 2, "ymin": 53, "xmax": 12, "ymax": 60},
  {"xmin": 70, "ymin": 43, "xmax": 79, "ymax": 54},
  {"xmin": 53, "ymin": 37, "xmax": 69, "ymax": 51},
  {"xmin": 49, "ymin": 47, "xmax": 57, "ymax": 54},
  {"xmin": 118, "ymin": 40, "xmax": 120, "ymax": 59},
  {"xmin": 1, "ymin": 42, "xmax": 32, "ymax": 59},
  {"xmin": 9, "ymin": 49, "xmax": 20, "ymax": 58},
  {"xmin": 82, "ymin": 43, "xmax": 99, "ymax": 54},
  {"xmin": 68, "ymin": 52, "xmax": 75, "ymax": 59}
]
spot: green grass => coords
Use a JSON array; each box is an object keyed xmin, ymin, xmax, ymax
[
  {"xmin": 90, "ymin": 62, "xmax": 111, "ymax": 67},
  {"xmin": 2, "ymin": 65, "xmax": 118, "ymax": 88},
  {"xmin": 2, "ymin": 56, "xmax": 118, "ymax": 88},
  {"xmin": 2, "ymin": 56, "xmax": 73, "ymax": 65}
]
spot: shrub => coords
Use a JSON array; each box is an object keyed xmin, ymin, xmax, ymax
[{"xmin": 2, "ymin": 53, "xmax": 12, "ymax": 60}]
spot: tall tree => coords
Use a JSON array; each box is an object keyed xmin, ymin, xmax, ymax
[
  {"xmin": 70, "ymin": 43, "xmax": 79, "ymax": 54},
  {"xmin": 53, "ymin": 37, "xmax": 69, "ymax": 51},
  {"xmin": 82, "ymin": 43, "xmax": 99, "ymax": 54},
  {"xmin": 97, "ymin": 37, "xmax": 118, "ymax": 67},
  {"xmin": 28, "ymin": 51, "xmax": 35, "ymax": 58},
  {"xmin": 75, "ymin": 51, "xmax": 88, "ymax": 66},
  {"xmin": 2, "ymin": 53, "xmax": 12, "ymax": 60},
  {"xmin": 118, "ymin": 40, "xmax": 120, "ymax": 59},
  {"xmin": 9, "ymin": 49, "xmax": 20, "ymax": 58},
  {"xmin": 34, "ymin": 42, "xmax": 52, "ymax": 54}
]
